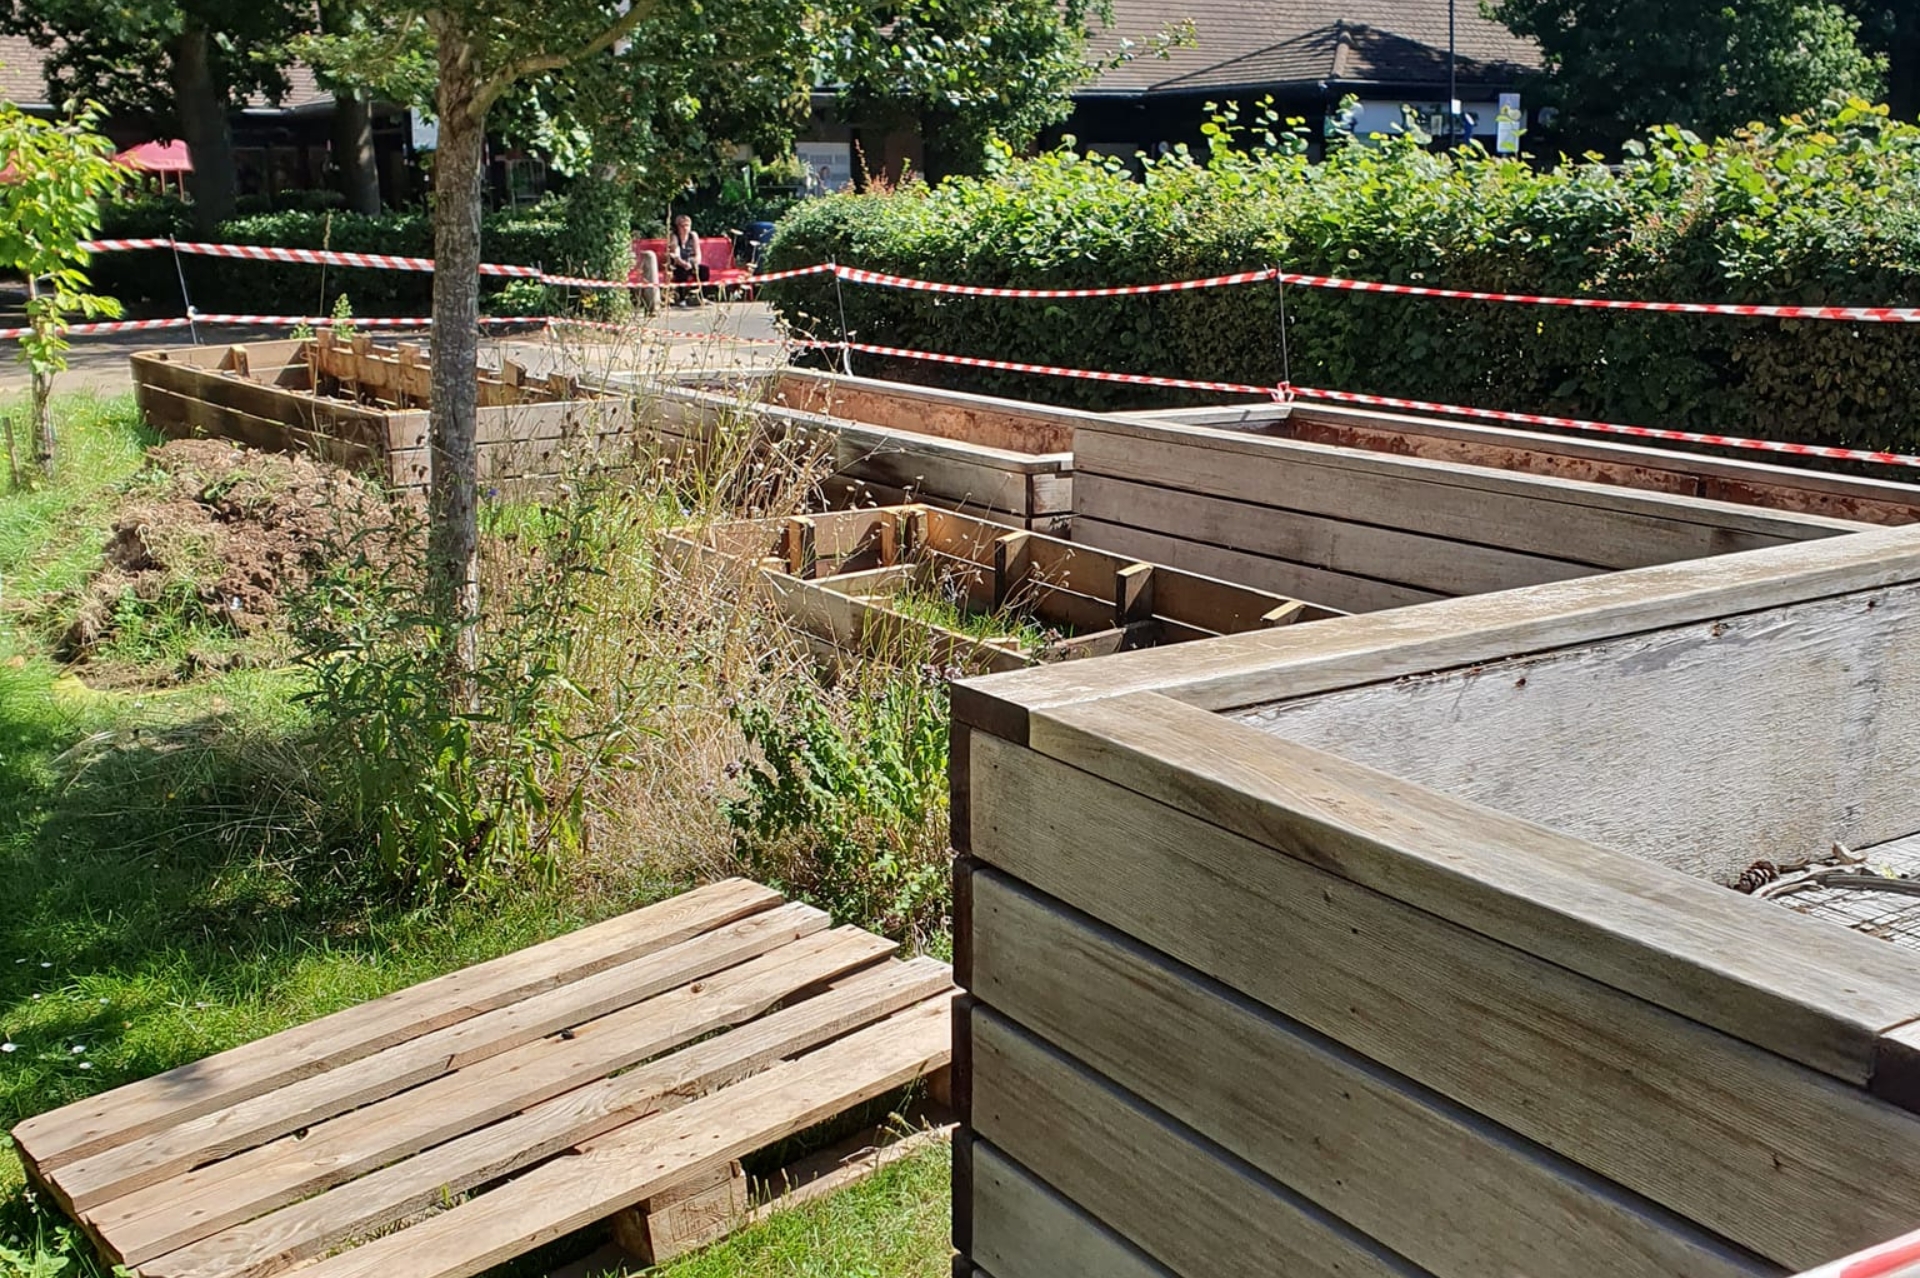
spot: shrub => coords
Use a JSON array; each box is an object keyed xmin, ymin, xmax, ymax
[
  {"xmin": 761, "ymin": 100, "xmax": 1920, "ymax": 456},
  {"xmin": 724, "ymin": 665, "xmax": 950, "ymax": 952},
  {"xmin": 90, "ymin": 198, "xmax": 576, "ymax": 319}
]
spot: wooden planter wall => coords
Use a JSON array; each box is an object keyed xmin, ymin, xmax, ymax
[
  {"xmin": 1132, "ymin": 399, "xmax": 1920, "ymax": 527},
  {"xmin": 131, "ymin": 336, "xmax": 633, "ymax": 494},
  {"xmin": 949, "ymin": 523, "xmax": 1920, "ymax": 1278},
  {"xmin": 621, "ymin": 371, "xmax": 1087, "ymax": 531},
  {"xmin": 1068, "ymin": 413, "xmax": 1872, "ymax": 614},
  {"xmin": 668, "ymin": 504, "xmax": 1339, "ymax": 675}
]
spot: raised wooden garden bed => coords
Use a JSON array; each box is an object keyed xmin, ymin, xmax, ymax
[
  {"xmin": 1133, "ymin": 398, "xmax": 1920, "ymax": 527},
  {"xmin": 668, "ymin": 504, "xmax": 1339, "ymax": 674},
  {"xmin": 618, "ymin": 370, "xmax": 1091, "ymax": 531},
  {"xmin": 949, "ymin": 521, "xmax": 1920, "ymax": 1278},
  {"xmin": 1067, "ymin": 411, "xmax": 1873, "ymax": 614},
  {"xmin": 131, "ymin": 334, "xmax": 633, "ymax": 494},
  {"xmin": 13, "ymin": 879, "xmax": 951, "ymax": 1278}
]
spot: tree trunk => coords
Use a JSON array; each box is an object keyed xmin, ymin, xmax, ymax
[
  {"xmin": 168, "ymin": 25, "xmax": 238, "ymax": 236},
  {"xmin": 333, "ymin": 90, "xmax": 383, "ymax": 214},
  {"xmin": 426, "ymin": 18, "xmax": 486, "ymax": 671},
  {"xmin": 26, "ymin": 277, "xmax": 53, "ymax": 477}
]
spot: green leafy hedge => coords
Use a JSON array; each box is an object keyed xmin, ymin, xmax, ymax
[
  {"xmin": 91, "ymin": 197, "xmax": 575, "ymax": 318},
  {"xmin": 762, "ymin": 101, "xmax": 1920, "ymax": 456}
]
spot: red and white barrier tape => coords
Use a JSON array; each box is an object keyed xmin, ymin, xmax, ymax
[
  {"xmin": 1792, "ymin": 1228, "xmax": 1920, "ymax": 1278},
  {"xmin": 0, "ymin": 315, "xmax": 199, "ymax": 340},
  {"xmin": 0, "ymin": 313, "xmax": 537, "ymax": 340},
  {"xmin": 837, "ymin": 265, "xmax": 1276, "ymax": 298},
  {"xmin": 839, "ymin": 339, "xmax": 1920, "ymax": 469},
  {"xmin": 71, "ymin": 239, "xmax": 1920, "ymax": 320}
]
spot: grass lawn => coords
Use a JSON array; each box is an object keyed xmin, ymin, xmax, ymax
[{"xmin": 0, "ymin": 393, "xmax": 951, "ymax": 1277}]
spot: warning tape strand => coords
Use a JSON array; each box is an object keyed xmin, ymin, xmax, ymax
[
  {"xmin": 75, "ymin": 239, "xmax": 1920, "ymax": 320},
  {"xmin": 0, "ymin": 313, "xmax": 535, "ymax": 340},
  {"xmin": 836, "ymin": 339, "xmax": 1920, "ymax": 469}
]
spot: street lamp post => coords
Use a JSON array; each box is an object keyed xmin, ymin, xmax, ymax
[{"xmin": 1448, "ymin": 0, "xmax": 1459, "ymax": 148}]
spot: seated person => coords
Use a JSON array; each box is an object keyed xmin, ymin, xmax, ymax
[{"xmin": 666, "ymin": 214, "xmax": 709, "ymax": 306}]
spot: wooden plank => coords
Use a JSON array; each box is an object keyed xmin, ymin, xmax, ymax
[
  {"xmin": 970, "ymin": 1007, "xmax": 1424, "ymax": 1278},
  {"xmin": 836, "ymin": 443, "xmax": 1035, "ymax": 518},
  {"xmin": 267, "ymin": 995, "xmax": 952, "ymax": 1278},
  {"xmin": 1076, "ymin": 472, "xmax": 1601, "ymax": 596},
  {"xmin": 966, "ymin": 732, "xmax": 1920, "ymax": 1268},
  {"xmin": 1029, "ymin": 692, "xmax": 1920, "ymax": 1089},
  {"xmin": 1232, "ymin": 581, "xmax": 1920, "ymax": 882},
  {"xmin": 13, "ymin": 880, "xmax": 780, "ymax": 1174},
  {"xmin": 611, "ymin": 1161, "xmax": 747, "ymax": 1264},
  {"xmin": 1157, "ymin": 400, "xmax": 1920, "ymax": 527},
  {"xmin": 52, "ymin": 902, "xmax": 828, "ymax": 1213},
  {"xmin": 948, "ymin": 521, "xmax": 1920, "ymax": 747},
  {"xmin": 141, "ymin": 960, "xmax": 952, "ymax": 1278},
  {"xmin": 1072, "ymin": 516, "xmax": 1444, "ymax": 614},
  {"xmin": 136, "ymin": 385, "xmax": 382, "ymax": 470},
  {"xmin": 1075, "ymin": 417, "xmax": 1853, "ymax": 562},
  {"xmin": 969, "ymin": 1141, "xmax": 1173, "ymax": 1278},
  {"xmin": 969, "ymin": 866, "xmax": 1771, "ymax": 1278},
  {"xmin": 991, "ymin": 533, "xmax": 1031, "ymax": 612},
  {"xmin": 1113, "ymin": 563, "xmax": 1154, "ymax": 626},
  {"xmin": 95, "ymin": 927, "xmax": 897, "ymax": 1264},
  {"xmin": 750, "ymin": 1122, "xmax": 952, "ymax": 1221}
]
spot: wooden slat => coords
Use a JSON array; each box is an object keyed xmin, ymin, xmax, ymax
[
  {"xmin": 1026, "ymin": 691, "xmax": 1920, "ymax": 1083},
  {"xmin": 969, "ymin": 1141, "xmax": 1173, "ymax": 1278},
  {"xmin": 1076, "ymin": 472, "xmax": 1601, "ymax": 595},
  {"xmin": 1235, "ymin": 581, "xmax": 1920, "ymax": 882},
  {"xmin": 968, "ymin": 866, "xmax": 1770, "ymax": 1278},
  {"xmin": 970, "ymin": 1007, "xmax": 1425, "ymax": 1278},
  {"xmin": 965, "ymin": 732, "xmax": 1920, "ymax": 1268},
  {"xmin": 142, "ymin": 959, "xmax": 952, "ymax": 1278},
  {"xmin": 13, "ymin": 880, "xmax": 780, "ymax": 1174},
  {"xmin": 54, "ymin": 902, "xmax": 827, "ymax": 1213},
  {"xmin": 266, "ymin": 994, "xmax": 952, "ymax": 1278},
  {"xmin": 1074, "ymin": 418, "xmax": 1850, "ymax": 563},
  {"xmin": 96, "ymin": 927, "xmax": 897, "ymax": 1264},
  {"xmin": 949, "ymin": 521, "xmax": 1920, "ymax": 746},
  {"xmin": 1072, "ymin": 516, "xmax": 1443, "ymax": 615}
]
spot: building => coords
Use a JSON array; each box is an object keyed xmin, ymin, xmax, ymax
[{"xmin": 1055, "ymin": 0, "xmax": 1543, "ymax": 158}]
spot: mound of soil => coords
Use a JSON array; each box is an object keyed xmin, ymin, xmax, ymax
[{"xmin": 54, "ymin": 440, "xmax": 396, "ymax": 669}]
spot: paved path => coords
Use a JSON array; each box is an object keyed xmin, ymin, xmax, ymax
[{"xmin": 0, "ymin": 301, "xmax": 789, "ymax": 396}]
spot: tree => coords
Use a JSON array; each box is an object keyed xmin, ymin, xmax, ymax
[
  {"xmin": 1487, "ymin": 0, "xmax": 1887, "ymax": 149},
  {"xmin": 1, "ymin": 0, "xmax": 308, "ymax": 233},
  {"xmin": 0, "ymin": 100, "xmax": 125, "ymax": 479},
  {"xmin": 1840, "ymin": 2, "xmax": 1918, "ymax": 119},
  {"xmin": 834, "ymin": 0, "xmax": 1114, "ymax": 177},
  {"xmin": 300, "ymin": 0, "xmax": 835, "ymax": 663}
]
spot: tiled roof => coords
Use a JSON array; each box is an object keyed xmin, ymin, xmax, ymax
[
  {"xmin": 0, "ymin": 35, "xmax": 332, "ymax": 113},
  {"xmin": 0, "ymin": 34, "xmax": 53, "ymax": 107},
  {"xmin": 1091, "ymin": 0, "xmax": 1541, "ymax": 95}
]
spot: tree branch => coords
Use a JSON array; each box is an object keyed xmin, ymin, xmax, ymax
[{"xmin": 468, "ymin": 0, "xmax": 661, "ymax": 119}]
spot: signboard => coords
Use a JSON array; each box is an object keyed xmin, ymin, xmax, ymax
[
  {"xmin": 1496, "ymin": 93, "xmax": 1523, "ymax": 155},
  {"xmin": 796, "ymin": 142, "xmax": 852, "ymax": 196},
  {"xmin": 409, "ymin": 111, "xmax": 438, "ymax": 153}
]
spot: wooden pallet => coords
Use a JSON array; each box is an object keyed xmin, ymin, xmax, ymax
[{"xmin": 11, "ymin": 879, "xmax": 952, "ymax": 1278}]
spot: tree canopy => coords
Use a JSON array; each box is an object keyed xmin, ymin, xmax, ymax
[{"xmin": 1486, "ymin": 0, "xmax": 1888, "ymax": 148}]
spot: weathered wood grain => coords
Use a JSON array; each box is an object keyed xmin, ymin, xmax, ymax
[
  {"xmin": 1232, "ymin": 582, "xmax": 1920, "ymax": 882},
  {"xmin": 139, "ymin": 960, "xmax": 952, "ymax": 1278},
  {"xmin": 1076, "ymin": 472, "xmax": 1599, "ymax": 597},
  {"xmin": 969, "ymin": 1141, "xmax": 1173, "ymax": 1278},
  {"xmin": 951, "ymin": 521, "xmax": 1920, "ymax": 744},
  {"xmin": 268, "ymin": 996, "xmax": 951, "ymax": 1278},
  {"xmin": 54, "ymin": 903, "xmax": 827, "ymax": 1212},
  {"xmin": 12, "ymin": 880, "xmax": 779, "ymax": 1175},
  {"xmin": 970, "ymin": 1007, "xmax": 1427, "ymax": 1278},
  {"xmin": 1027, "ymin": 692, "xmax": 1920, "ymax": 1087},
  {"xmin": 969, "ymin": 865, "xmax": 1771, "ymax": 1278},
  {"xmin": 967, "ymin": 732, "xmax": 1920, "ymax": 1268}
]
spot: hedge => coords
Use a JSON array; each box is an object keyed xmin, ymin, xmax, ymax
[
  {"xmin": 761, "ymin": 101, "xmax": 1920, "ymax": 457},
  {"xmin": 90, "ymin": 197, "xmax": 574, "ymax": 318}
]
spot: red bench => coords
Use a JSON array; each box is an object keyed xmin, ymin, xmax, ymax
[{"xmin": 630, "ymin": 235, "xmax": 754, "ymax": 299}]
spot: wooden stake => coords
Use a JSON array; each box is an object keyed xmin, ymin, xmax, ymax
[{"xmin": 1116, "ymin": 562, "xmax": 1155, "ymax": 626}]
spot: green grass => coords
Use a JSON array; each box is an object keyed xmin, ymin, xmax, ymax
[
  {"xmin": 643, "ymin": 1143, "xmax": 951, "ymax": 1278},
  {"xmin": 0, "ymin": 393, "xmax": 950, "ymax": 1278}
]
